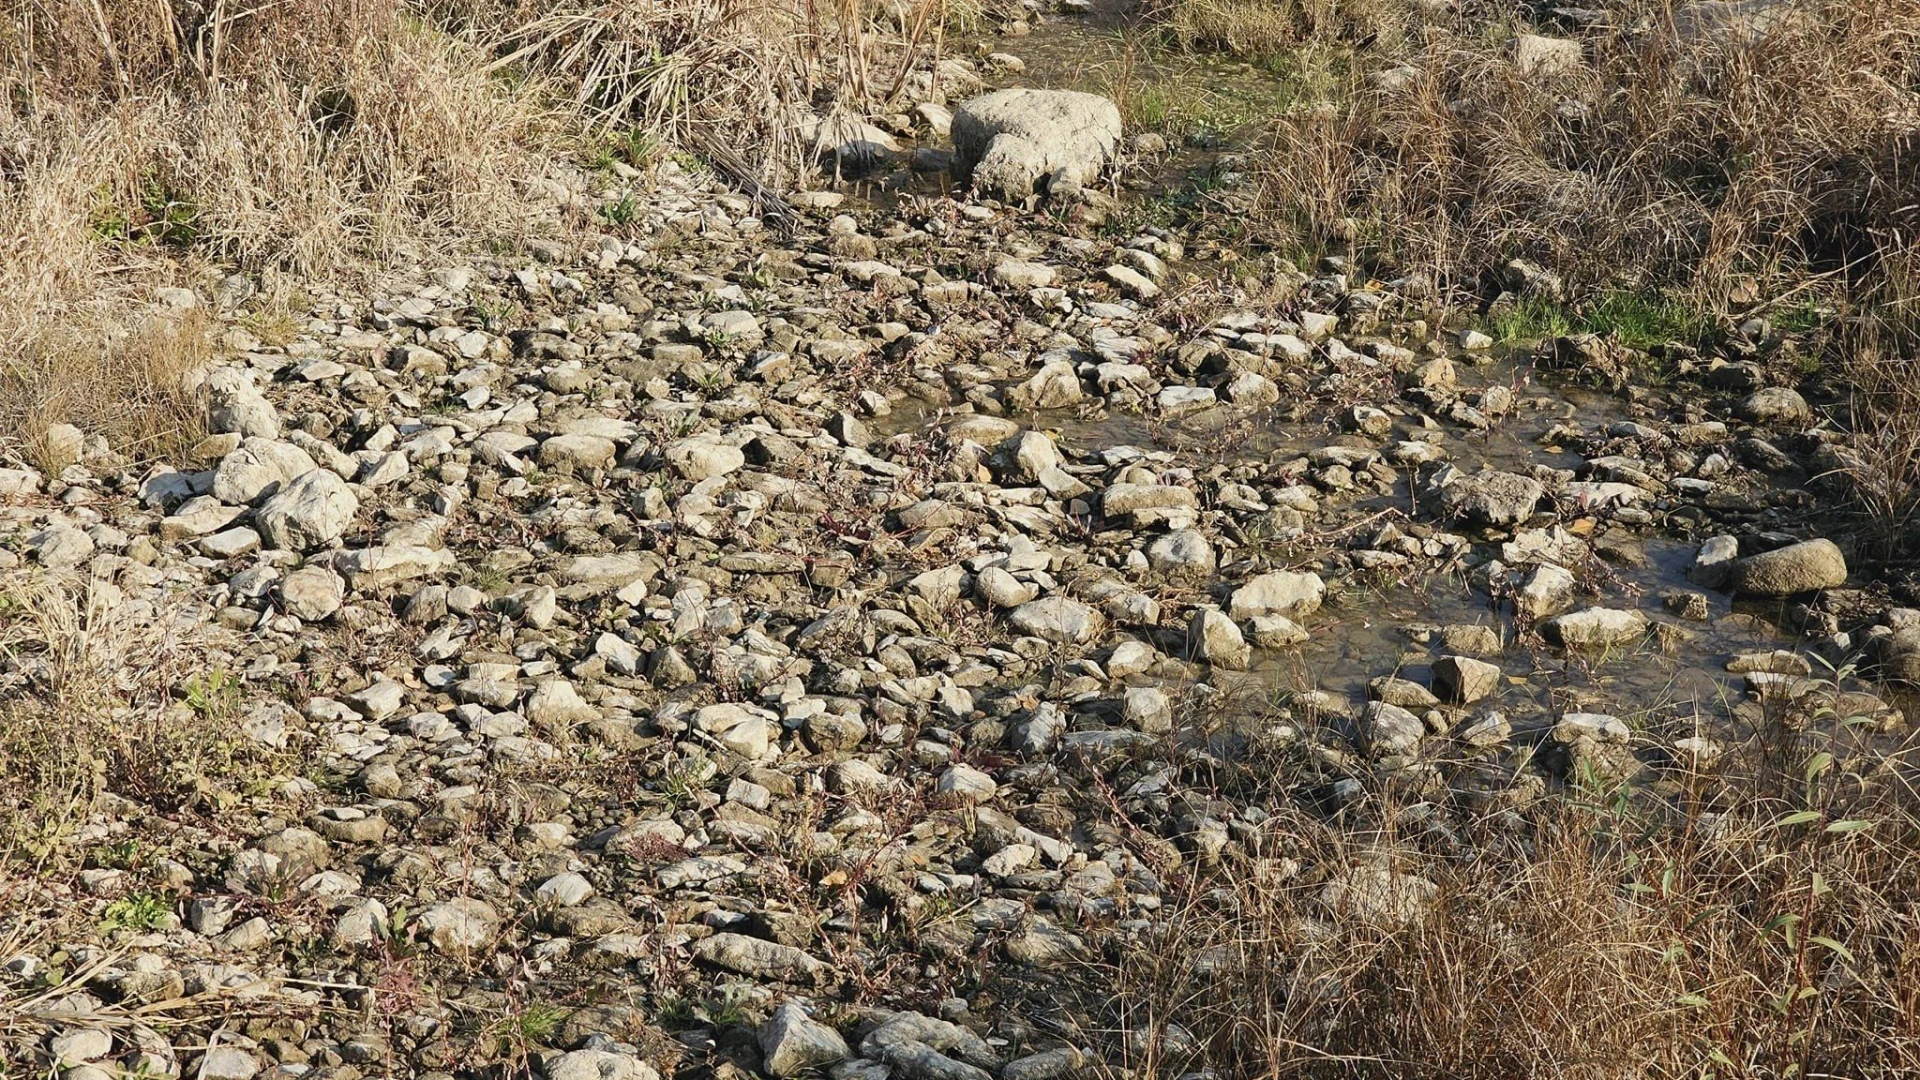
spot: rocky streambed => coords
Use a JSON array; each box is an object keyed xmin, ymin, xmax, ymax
[{"xmin": 4, "ymin": 15, "xmax": 1919, "ymax": 1080}]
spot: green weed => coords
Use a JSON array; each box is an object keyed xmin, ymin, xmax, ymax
[{"xmin": 100, "ymin": 892, "xmax": 172, "ymax": 933}]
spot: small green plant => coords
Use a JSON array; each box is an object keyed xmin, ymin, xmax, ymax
[
  {"xmin": 660, "ymin": 751, "xmax": 715, "ymax": 808},
  {"xmin": 89, "ymin": 838, "xmax": 143, "ymax": 870},
  {"xmin": 1580, "ymin": 289, "xmax": 1712, "ymax": 349},
  {"xmin": 100, "ymin": 892, "xmax": 171, "ymax": 933},
  {"xmin": 182, "ymin": 669, "xmax": 241, "ymax": 719},
  {"xmin": 513, "ymin": 1002, "xmax": 570, "ymax": 1047},
  {"xmin": 1487, "ymin": 295, "xmax": 1577, "ymax": 343},
  {"xmin": 93, "ymin": 172, "xmax": 202, "ymax": 249},
  {"xmin": 599, "ymin": 193, "xmax": 640, "ymax": 228},
  {"xmin": 620, "ymin": 128, "xmax": 661, "ymax": 168},
  {"xmin": 656, "ymin": 995, "xmax": 697, "ymax": 1029}
]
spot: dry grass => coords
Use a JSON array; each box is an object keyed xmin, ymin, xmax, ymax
[
  {"xmin": 1208, "ymin": 0, "xmax": 1920, "ymax": 559},
  {"xmin": 1247, "ymin": 0, "xmax": 1920, "ymax": 302},
  {"xmin": 1093, "ymin": 697, "xmax": 1920, "ymax": 1077},
  {"xmin": 0, "ymin": 569, "xmax": 288, "ymax": 874},
  {"xmin": 0, "ymin": 0, "xmax": 948, "ymax": 464},
  {"xmin": 451, "ymin": 0, "xmax": 949, "ymax": 186},
  {"xmin": 0, "ymin": 307, "xmax": 210, "ymax": 472},
  {"xmin": 1153, "ymin": 0, "xmax": 1412, "ymax": 55},
  {"xmin": 0, "ymin": 1, "xmax": 558, "ymax": 464}
]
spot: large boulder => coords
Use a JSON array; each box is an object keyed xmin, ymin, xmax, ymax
[
  {"xmin": 1729, "ymin": 539, "xmax": 1847, "ymax": 596},
  {"xmin": 952, "ymin": 89, "xmax": 1122, "ymax": 199}
]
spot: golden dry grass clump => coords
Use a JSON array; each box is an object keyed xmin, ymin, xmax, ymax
[
  {"xmin": 1096, "ymin": 699, "xmax": 1920, "ymax": 1077},
  {"xmin": 0, "ymin": 0, "xmax": 943, "ymax": 467},
  {"xmin": 0, "ymin": 1, "xmax": 556, "ymax": 466},
  {"xmin": 1247, "ymin": 0, "xmax": 1920, "ymax": 306}
]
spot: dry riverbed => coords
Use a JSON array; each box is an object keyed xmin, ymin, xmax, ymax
[{"xmin": 4, "ymin": 9, "xmax": 1920, "ymax": 1080}]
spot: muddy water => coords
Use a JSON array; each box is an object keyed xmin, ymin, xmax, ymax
[{"xmin": 884, "ymin": 351, "xmax": 1844, "ymax": 751}]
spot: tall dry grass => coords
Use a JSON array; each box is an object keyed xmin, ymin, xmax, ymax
[
  {"xmin": 0, "ymin": 0, "xmax": 947, "ymax": 465},
  {"xmin": 1249, "ymin": 0, "xmax": 1920, "ymax": 302},
  {"xmin": 0, "ymin": 1, "xmax": 557, "ymax": 465},
  {"xmin": 1094, "ymin": 694, "xmax": 1920, "ymax": 1077}
]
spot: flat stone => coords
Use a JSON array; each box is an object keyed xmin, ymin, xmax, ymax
[
  {"xmin": 1228, "ymin": 571, "xmax": 1325, "ymax": 620},
  {"xmin": 1541, "ymin": 607, "xmax": 1649, "ymax": 650},
  {"xmin": 694, "ymin": 933, "xmax": 828, "ymax": 982},
  {"xmin": 1008, "ymin": 597, "xmax": 1103, "ymax": 645}
]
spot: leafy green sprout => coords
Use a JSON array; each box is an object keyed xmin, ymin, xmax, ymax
[
  {"xmin": 101, "ymin": 893, "xmax": 172, "ymax": 933},
  {"xmin": 599, "ymin": 194, "xmax": 641, "ymax": 228},
  {"xmin": 183, "ymin": 669, "xmax": 241, "ymax": 719}
]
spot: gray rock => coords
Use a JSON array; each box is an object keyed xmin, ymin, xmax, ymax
[
  {"xmin": 1360, "ymin": 701, "xmax": 1425, "ymax": 757},
  {"xmin": 539, "ymin": 433, "xmax": 618, "ymax": 472},
  {"xmin": 1123, "ymin": 686, "xmax": 1173, "ymax": 734},
  {"xmin": 1866, "ymin": 626, "xmax": 1920, "ymax": 685},
  {"xmin": 666, "ymin": 436, "xmax": 745, "ymax": 480},
  {"xmin": 952, "ymin": 88, "xmax": 1122, "ymax": 199},
  {"xmin": 1145, "ymin": 529, "xmax": 1214, "ymax": 582},
  {"xmin": 1009, "ymin": 597, "xmax": 1103, "ymax": 645},
  {"xmin": 1441, "ymin": 469, "xmax": 1543, "ymax": 527},
  {"xmin": 693, "ymin": 933, "xmax": 828, "ymax": 983},
  {"xmin": 1516, "ymin": 563, "xmax": 1577, "ymax": 620},
  {"xmin": 204, "ymin": 368, "xmax": 280, "ymax": 439},
  {"xmin": 1514, "ymin": 33, "xmax": 1583, "ymax": 76},
  {"xmin": 936, "ymin": 764, "xmax": 997, "ymax": 804},
  {"xmin": 211, "ymin": 439, "xmax": 318, "ymax": 505},
  {"xmin": 1730, "ymin": 539, "xmax": 1846, "ymax": 596},
  {"xmin": 526, "ymin": 678, "xmax": 599, "ymax": 729},
  {"xmin": 50, "ymin": 1028, "xmax": 113, "ymax": 1065},
  {"xmin": 331, "ymin": 899, "xmax": 390, "ymax": 948},
  {"xmin": 547, "ymin": 1049, "xmax": 659, "ymax": 1080},
  {"xmin": 871, "ymin": 1041, "xmax": 991, "ymax": 1080},
  {"xmin": 1320, "ymin": 865, "xmax": 1436, "ymax": 929},
  {"xmin": 976, "ymin": 566, "xmax": 1038, "ymax": 607},
  {"xmin": 1248, "ymin": 614, "xmax": 1309, "ymax": 647},
  {"xmin": 334, "ymin": 545, "xmax": 456, "ymax": 591},
  {"xmin": 1738, "ymin": 387, "xmax": 1811, "ymax": 425},
  {"xmin": 1689, "ymin": 534, "xmax": 1741, "ymax": 589},
  {"xmin": 1552, "ymin": 712, "xmax": 1631, "ymax": 744},
  {"xmin": 28, "ymin": 524, "xmax": 93, "ymax": 570},
  {"xmin": 257, "ymin": 470, "xmax": 358, "ymax": 552},
  {"xmin": 1541, "ymin": 607, "xmax": 1649, "ymax": 649},
  {"xmin": 198, "ymin": 1045, "xmax": 259, "ymax": 1080},
  {"xmin": 416, "ymin": 898, "xmax": 498, "ymax": 953},
  {"xmin": 1227, "ymin": 570, "xmax": 1325, "ymax": 620},
  {"xmin": 760, "ymin": 1003, "xmax": 851, "ymax": 1077},
  {"xmin": 694, "ymin": 703, "xmax": 779, "ymax": 758},
  {"xmin": 1002, "ymin": 1048, "xmax": 1085, "ymax": 1080},
  {"xmin": 1188, "ymin": 608, "xmax": 1249, "ymax": 670},
  {"xmin": 1432, "ymin": 655, "xmax": 1501, "ymax": 704}
]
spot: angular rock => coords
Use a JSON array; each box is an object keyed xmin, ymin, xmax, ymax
[
  {"xmin": 1227, "ymin": 570, "xmax": 1325, "ymax": 620},
  {"xmin": 257, "ymin": 470, "xmax": 358, "ymax": 552},
  {"xmin": 1188, "ymin": 608, "xmax": 1249, "ymax": 670},
  {"xmin": 693, "ymin": 933, "xmax": 828, "ymax": 983},
  {"xmin": 1440, "ymin": 469, "xmax": 1544, "ymax": 527},
  {"xmin": 1541, "ymin": 607, "xmax": 1649, "ymax": 649},
  {"xmin": 1008, "ymin": 597, "xmax": 1103, "ymax": 645},
  {"xmin": 760, "ymin": 1003, "xmax": 851, "ymax": 1077},
  {"xmin": 1432, "ymin": 655, "xmax": 1501, "ymax": 704}
]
